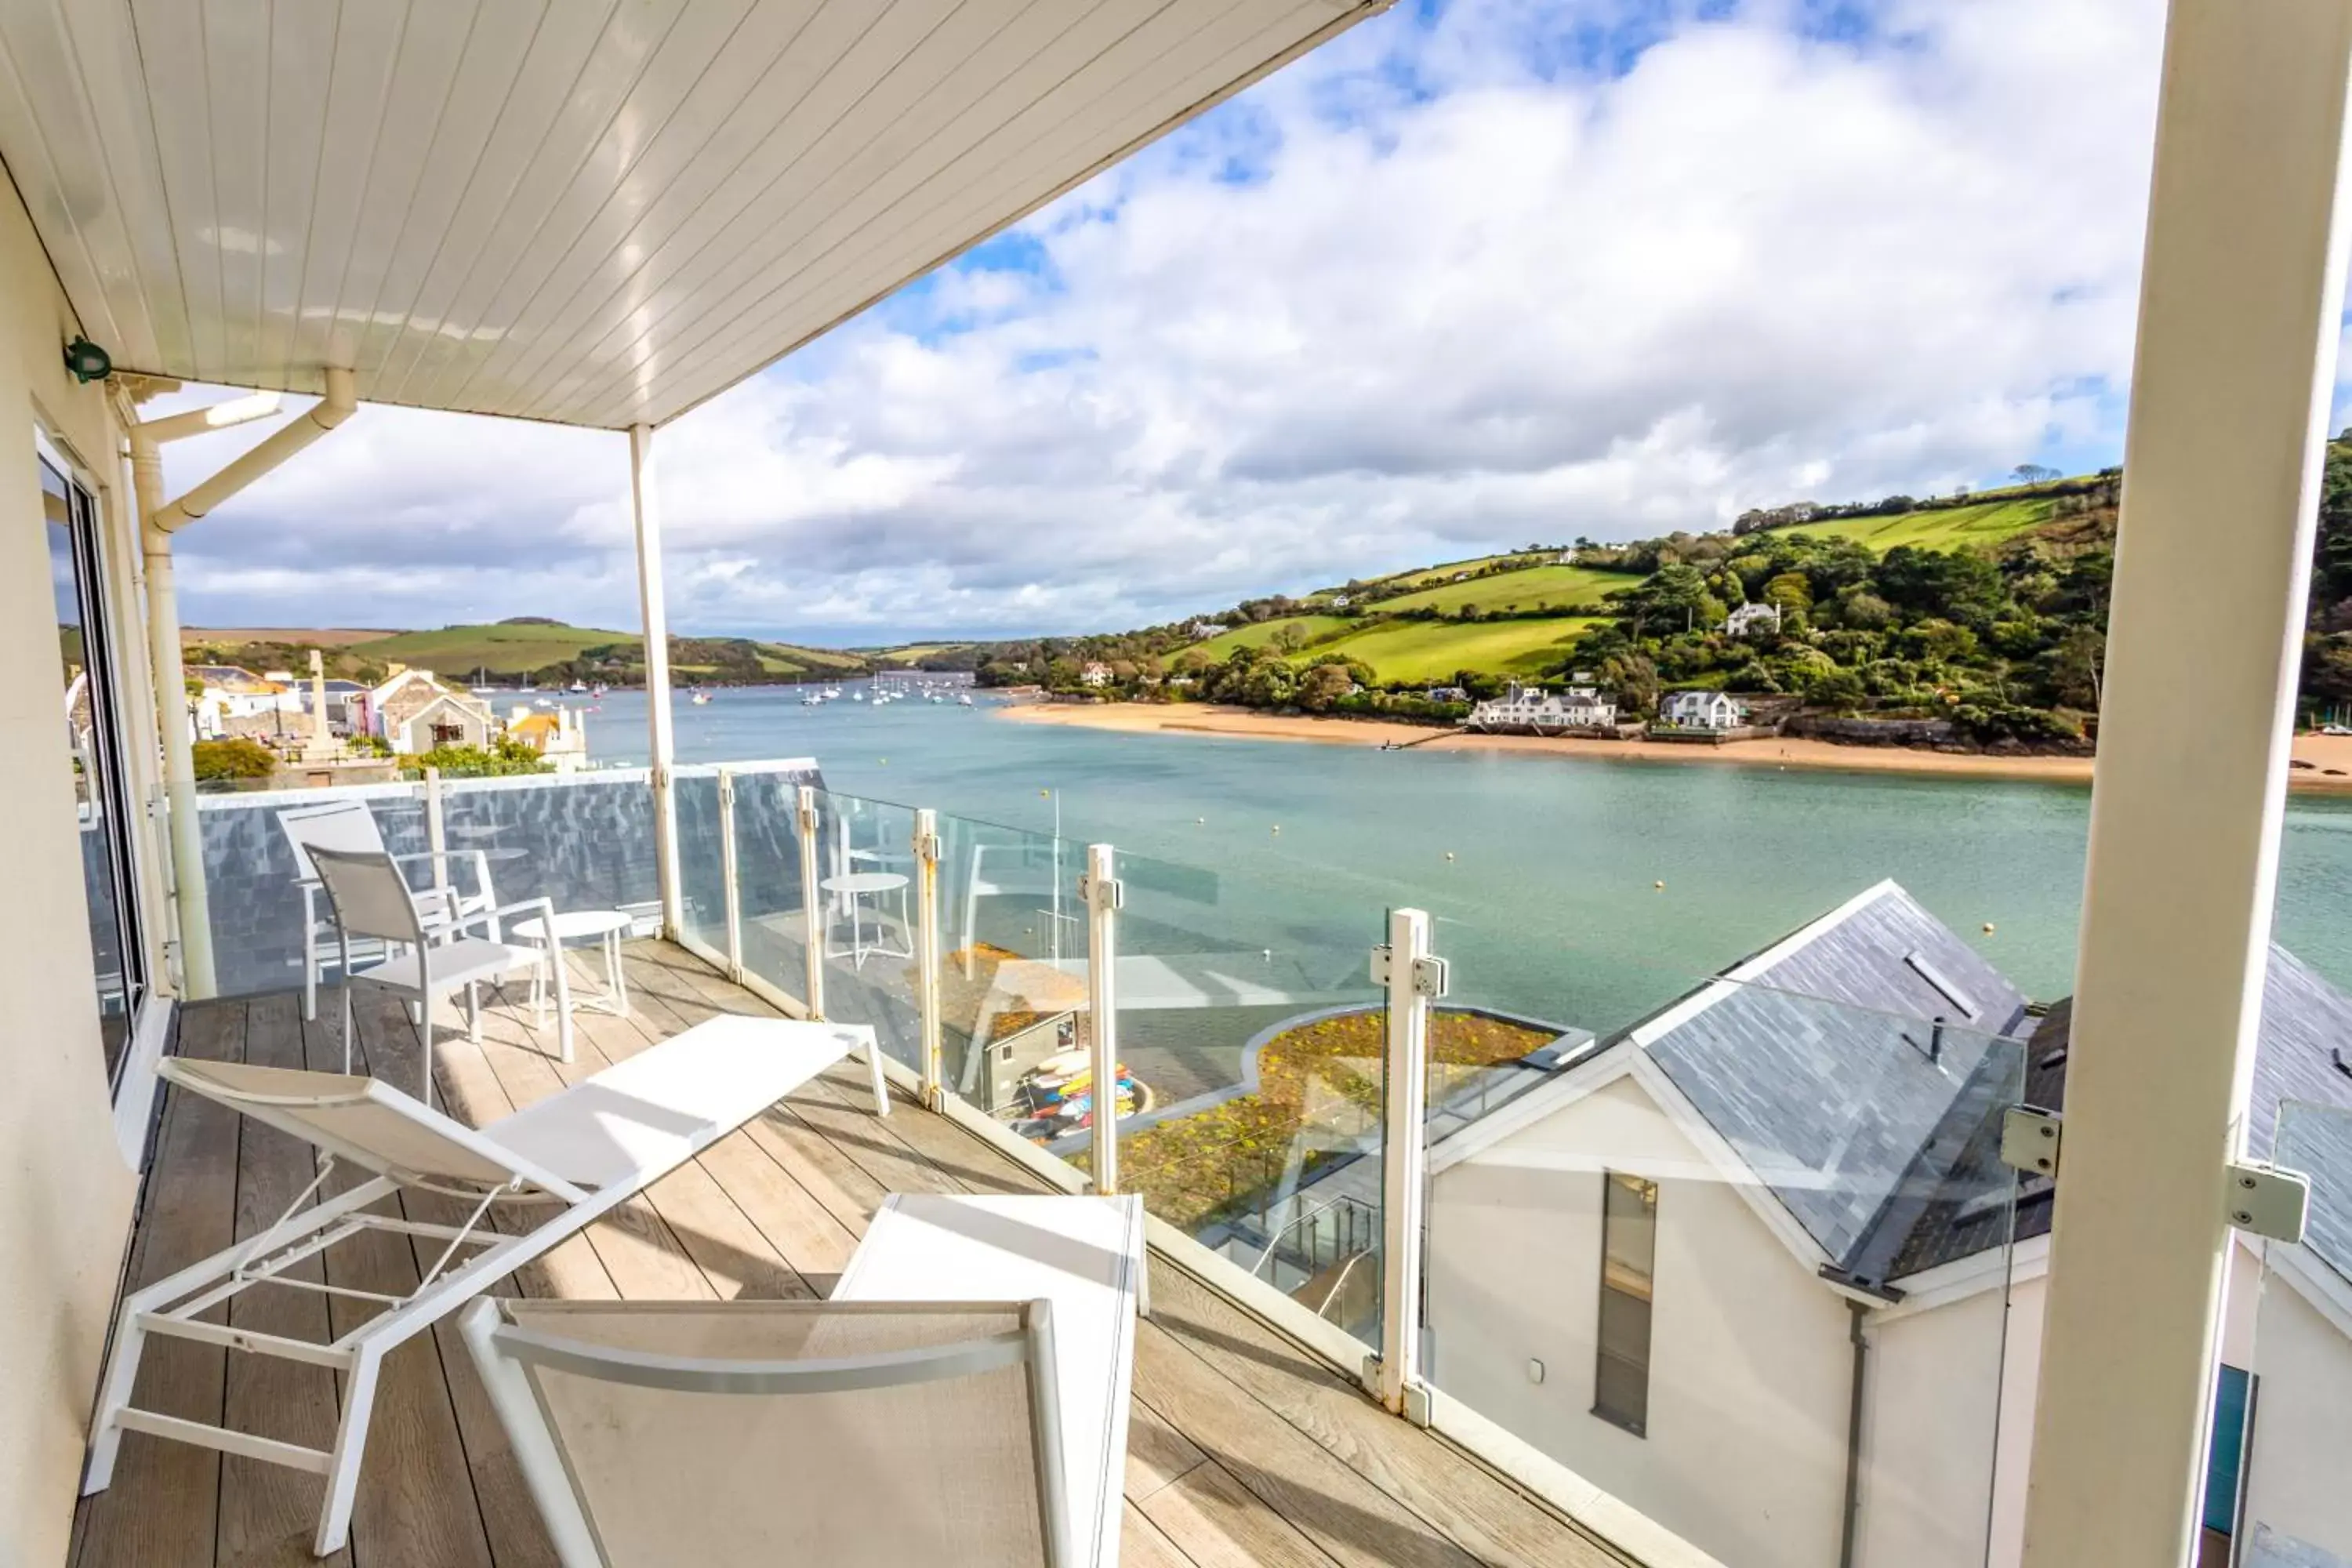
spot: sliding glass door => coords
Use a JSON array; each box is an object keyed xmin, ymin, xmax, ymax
[{"xmin": 45, "ymin": 448, "xmax": 147, "ymax": 1089}]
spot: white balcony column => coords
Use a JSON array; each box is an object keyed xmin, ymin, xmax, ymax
[
  {"xmin": 2021, "ymin": 2, "xmax": 2352, "ymax": 1563},
  {"xmin": 629, "ymin": 424, "xmax": 682, "ymax": 942}
]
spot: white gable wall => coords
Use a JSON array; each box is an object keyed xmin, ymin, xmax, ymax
[
  {"xmin": 2243, "ymin": 1262, "xmax": 2352, "ymax": 1558},
  {"xmin": 1425, "ymin": 1073, "xmax": 1855, "ymax": 1568}
]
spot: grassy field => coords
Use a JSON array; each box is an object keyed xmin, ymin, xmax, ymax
[
  {"xmin": 1378, "ymin": 563, "xmax": 1639, "ymax": 615},
  {"xmin": 354, "ymin": 622, "xmax": 633, "ymax": 675},
  {"xmin": 185, "ymin": 626, "xmax": 397, "ymax": 648},
  {"xmin": 868, "ymin": 643, "xmax": 971, "ymax": 665},
  {"xmin": 1185, "ymin": 615, "xmax": 1357, "ymax": 662},
  {"xmin": 1362, "ymin": 552, "xmax": 1536, "ymax": 592},
  {"xmin": 1307, "ymin": 615, "xmax": 1602, "ymax": 683},
  {"xmin": 352, "ymin": 622, "xmax": 864, "ymax": 679},
  {"xmin": 1781, "ymin": 495, "xmax": 2059, "ymax": 554}
]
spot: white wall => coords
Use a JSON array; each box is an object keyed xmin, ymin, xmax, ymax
[
  {"xmin": 1425, "ymin": 1073, "xmax": 1857, "ymax": 1568},
  {"xmin": 2242, "ymin": 1266, "xmax": 2352, "ymax": 1559},
  {"xmin": 0, "ymin": 168, "xmax": 142, "ymax": 1566},
  {"xmin": 1863, "ymin": 1278, "xmax": 2041, "ymax": 1568}
]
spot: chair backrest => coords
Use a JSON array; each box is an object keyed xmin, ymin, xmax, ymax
[
  {"xmin": 158, "ymin": 1058, "xmax": 583, "ymax": 1199},
  {"xmin": 309, "ymin": 845, "xmax": 427, "ymax": 946},
  {"xmin": 461, "ymin": 1298, "xmax": 1070, "ymax": 1568},
  {"xmin": 278, "ymin": 800, "xmax": 388, "ymax": 882}
]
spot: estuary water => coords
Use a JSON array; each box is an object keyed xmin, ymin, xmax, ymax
[{"xmin": 576, "ymin": 682, "xmax": 2352, "ymax": 1039}]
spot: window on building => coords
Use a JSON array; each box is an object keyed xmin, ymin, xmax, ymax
[
  {"xmin": 430, "ymin": 722, "xmax": 465, "ymax": 746},
  {"xmin": 1594, "ymin": 1171, "xmax": 1657, "ymax": 1436}
]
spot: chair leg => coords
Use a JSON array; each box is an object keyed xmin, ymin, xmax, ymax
[
  {"xmin": 551, "ymin": 952, "xmax": 575, "ymax": 1065},
  {"xmin": 466, "ymin": 982, "xmax": 481, "ymax": 1044},
  {"xmin": 303, "ymin": 921, "xmax": 318, "ymax": 1023},
  {"xmin": 341, "ymin": 982, "xmax": 356, "ymax": 1075},
  {"xmin": 314, "ymin": 1345, "xmax": 383, "ymax": 1556},
  {"xmin": 79, "ymin": 1305, "xmax": 147, "ymax": 1494},
  {"xmin": 867, "ymin": 1033, "xmax": 890, "ymax": 1118},
  {"xmin": 609, "ymin": 931, "xmax": 629, "ymax": 1017}
]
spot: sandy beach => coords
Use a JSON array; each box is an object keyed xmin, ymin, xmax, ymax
[{"xmin": 997, "ymin": 701, "xmax": 2352, "ymax": 793}]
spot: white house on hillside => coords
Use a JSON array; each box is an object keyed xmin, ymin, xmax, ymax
[
  {"xmin": 1390, "ymin": 882, "xmax": 2352, "ymax": 1568},
  {"xmin": 1080, "ymin": 660, "xmax": 1113, "ymax": 688},
  {"xmin": 1468, "ymin": 683, "xmax": 1617, "ymax": 734},
  {"xmin": 1725, "ymin": 601, "xmax": 1783, "ymax": 637},
  {"xmin": 1659, "ymin": 690, "xmax": 1747, "ymax": 730},
  {"xmin": 368, "ymin": 666, "xmax": 495, "ymax": 753}
]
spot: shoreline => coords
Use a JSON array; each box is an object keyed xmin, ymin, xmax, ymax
[{"xmin": 996, "ymin": 701, "xmax": 2352, "ymax": 793}]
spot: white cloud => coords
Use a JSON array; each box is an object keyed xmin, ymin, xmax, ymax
[{"xmin": 166, "ymin": 0, "xmax": 2172, "ymax": 642}]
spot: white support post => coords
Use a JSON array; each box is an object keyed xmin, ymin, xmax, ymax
[
  {"xmin": 797, "ymin": 785, "xmax": 825, "ymax": 1017},
  {"xmin": 914, "ymin": 809, "xmax": 943, "ymax": 1109},
  {"xmin": 2021, "ymin": 3, "xmax": 2352, "ymax": 1563},
  {"xmin": 629, "ymin": 424, "xmax": 682, "ymax": 942},
  {"xmin": 1082, "ymin": 844, "xmax": 1122, "ymax": 1196},
  {"xmin": 1374, "ymin": 906, "xmax": 1439, "ymax": 1421},
  {"xmin": 718, "ymin": 769, "xmax": 743, "ymax": 982},
  {"xmin": 422, "ymin": 768, "xmax": 446, "ymax": 893}
]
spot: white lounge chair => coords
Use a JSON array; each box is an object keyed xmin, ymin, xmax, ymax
[
  {"xmin": 465, "ymin": 1192, "xmax": 1143, "ymax": 1568},
  {"xmin": 278, "ymin": 799, "xmax": 499, "ymax": 1022},
  {"xmin": 80, "ymin": 1014, "xmax": 882, "ymax": 1557},
  {"xmin": 310, "ymin": 844, "xmax": 572, "ymax": 1102}
]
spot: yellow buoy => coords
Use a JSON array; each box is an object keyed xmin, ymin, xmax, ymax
[
  {"xmin": 1445, "ymin": 851, "xmax": 1456, "ymax": 862},
  {"xmin": 1982, "ymin": 922, "xmax": 1997, "ymax": 935},
  {"xmin": 1271, "ymin": 825, "xmax": 1281, "ymax": 834},
  {"xmin": 1653, "ymin": 880, "xmax": 1665, "ymax": 891}
]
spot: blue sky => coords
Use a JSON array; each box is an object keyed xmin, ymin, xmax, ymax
[{"xmin": 165, "ymin": 0, "xmax": 2201, "ymax": 644}]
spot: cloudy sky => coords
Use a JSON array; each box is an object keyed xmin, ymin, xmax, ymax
[{"xmin": 161, "ymin": 0, "xmax": 2187, "ymax": 646}]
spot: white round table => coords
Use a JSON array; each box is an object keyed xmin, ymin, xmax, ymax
[
  {"xmin": 513, "ymin": 908, "xmax": 633, "ymax": 1018},
  {"xmin": 821, "ymin": 871, "xmax": 912, "ymax": 968}
]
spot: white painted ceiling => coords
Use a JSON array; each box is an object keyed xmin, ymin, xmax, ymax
[{"xmin": 0, "ymin": 0, "xmax": 1381, "ymax": 428}]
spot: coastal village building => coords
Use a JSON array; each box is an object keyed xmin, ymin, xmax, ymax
[
  {"xmin": 1080, "ymin": 660, "xmax": 1114, "ymax": 687},
  {"xmin": 506, "ymin": 706, "xmax": 589, "ymax": 774},
  {"xmin": 1189, "ymin": 620, "xmax": 1229, "ymax": 640},
  {"xmin": 1725, "ymin": 601, "xmax": 1783, "ymax": 637},
  {"xmin": 188, "ymin": 665, "xmax": 298, "ymax": 741},
  {"xmin": 1378, "ymin": 883, "xmax": 2352, "ymax": 1568},
  {"xmin": 368, "ymin": 666, "xmax": 495, "ymax": 754},
  {"xmin": 1468, "ymin": 683, "xmax": 1617, "ymax": 734},
  {"xmin": 1660, "ymin": 690, "xmax": 1748, "ymax": 730}
]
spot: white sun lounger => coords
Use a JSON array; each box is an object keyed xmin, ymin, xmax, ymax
[
  {"xmin": 461, "ymin": 1192, "xmax": 1144, "ymax": 1568},
  {"xmin": 81, "ymin": 1014, "xmax": 881, "ymax": 1557}
]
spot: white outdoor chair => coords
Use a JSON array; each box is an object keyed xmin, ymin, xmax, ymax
[
  {"xmin": 463, "ymin": 1192, "xmax": 1142, "ymax": 1568},
  {"xmin": 81, "ymin": 1014, "xmax": 882, "ymax": 1557},
  {"xmin": 309, "ymin": 844, "xmax": 572, "ymax": 1102},
  {"xmin": 278, "ymin": 800, "xmax": 499, "ymax": 1022}
]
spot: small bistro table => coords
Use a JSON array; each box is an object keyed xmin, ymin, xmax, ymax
[
  {"xmin": 819, "ymin": 870, "xmax": 913, "ymax": 969},
  {"xmin": 511, "ymin": 908, "xmax": 633, "ymax": 1019}
]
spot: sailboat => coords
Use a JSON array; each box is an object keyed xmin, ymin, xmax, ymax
[{"xmin": 690, "ymin": 688, "xmax": 713, "ymax": 706}]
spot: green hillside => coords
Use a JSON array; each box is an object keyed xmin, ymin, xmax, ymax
[
  {"xmin": 1188, "ymin": 615, "xmax": 1356, "ymax": 661},
  {"xmin": 356, "ymin": 622, "xmax": 632, "ymax": 675},
  {"xmin": 354, "ymin": 622, "xmax": 866, "ymax": 683},
  {"xmin": 1303, "ymin": 616, "xmax": 1604, "ymax": 683},
  {"xmin": 1379, "ymin": 564, "xmax": 1639, "ymax": 615},
  {"xmin": 1365, "ymin": 552, "xmax": 1533, "ymax": 591},
  {"xmin": 1781, "ymin": 494, "xmax": 2060, "ymax": 554}
]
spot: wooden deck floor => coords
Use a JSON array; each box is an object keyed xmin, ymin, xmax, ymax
[{"xmin": 70, "ymin": 940, "xmax": 1636, "ymax": 1568}]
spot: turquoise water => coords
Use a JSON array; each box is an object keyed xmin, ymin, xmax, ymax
[{"xmin": 578, "ymin": 684, "xmax": 2352, "ymax": 1037}]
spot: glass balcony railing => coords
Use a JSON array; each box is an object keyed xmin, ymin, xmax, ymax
[
  {"xmin": 2229, "ymin": 1099, "xmax": 2352, "ymax": 1568},
  {"xmin": 195, "ymin": 753, "xmax": 2179, "ymax": 1568}
]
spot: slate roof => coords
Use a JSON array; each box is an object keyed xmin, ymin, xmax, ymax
[
  {"xmin": 1628, "ymin": 881, "xmax": 2033, "ymax": 1283},
  {"xmin": 1890, "ymin": 948, "xmax": 2352, "ymax": 1287}
]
